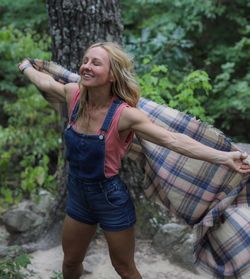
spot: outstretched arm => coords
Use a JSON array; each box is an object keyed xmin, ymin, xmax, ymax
[
  {"xmin": 18, "ymin": 59, "xmax": 77, "ymax": 112},
  {"xmin": 119, "ymin": 107, "xmax": 250, "ymax": 174}
]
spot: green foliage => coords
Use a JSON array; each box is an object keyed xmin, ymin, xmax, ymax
[
  {"xmin": 0, "ymin": 3, "xmax": 56, "ymax": 208},
  {"xmin": 139, "ymin": 60, "xmax": 172, "ymax": 104},
  {"xmin": 0, "ymin": 86, "xmax": 60, "ymax": 206},
  {"xmin": 0, "ymin": 254, "xmax": 35, "ymax": 279},
  {"xmin": 135, "ymin": 198, "xmax": 168, "ymax": 239},
  {"xmin": 0, "ymin": 25, "xmax": 50, "ymax": 96},
  {"xmin": 122, "ymin": 0, "xmax": 250, "ymax": 141},
  {"xmin": 50, "ymin": 271, "xmax": 63, "ymax": 279},
  {"xmin": 0, "ymin": 0, "xmax": 48, "ymax": 32},
  {"xmin": 122, "ymin": 0, "xmax": 223, "ymax": 73},
  {"xmin": 139, "ymin": 59, "xmax": 213, "ymax": 122}
]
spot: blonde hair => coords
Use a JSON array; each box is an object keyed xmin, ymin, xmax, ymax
[{"xmin": 78, "ymin": 42, "xmax": 140, "ymax": 117}]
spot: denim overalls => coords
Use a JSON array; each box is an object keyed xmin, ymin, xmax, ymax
[{"xmin": 64, "ymin": 98, "xmax": 136, "ymax": 231}]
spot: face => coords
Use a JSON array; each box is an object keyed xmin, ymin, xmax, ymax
[{"xmin": 79, "ymin": 46, "xmax": 113, "ymax": 88}]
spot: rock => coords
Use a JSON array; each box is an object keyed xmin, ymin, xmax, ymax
[
  {"xmin": 31, "ymin": 190, "xmax": 55, "ymax": 215},
  {"xmin": 1, "ymin": 190, "xmax": 56, "ymax": 235},
  {"xmin": 152, "ymin": 223, "xmax": 196, "ymax": 272},
  {"xmin": 0, "ymin": 225, "xmax": 10, "ymax": 246},
  {"xmin": 2, "ymin": 208, "xmax": 44, "ymax": 233},
  {"xmin": 171, "ymin": 233, "xmax": 196, "ymax": 272},
  {"xmin": 0, "ymin": 244, "xmax": 25, "ymax": 258},
  {"xmin": 153, "ymin": 224, "xmax": 190, "ymax": 253}
]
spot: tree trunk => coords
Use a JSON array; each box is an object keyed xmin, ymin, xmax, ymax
[{"xmin": 46, "ymin": 0, "xmax": 123, "ymax": 72}]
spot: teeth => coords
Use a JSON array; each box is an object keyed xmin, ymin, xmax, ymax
[{"xmin": 83, "ymin": 73, "xmax": 94, "ymax": 78}]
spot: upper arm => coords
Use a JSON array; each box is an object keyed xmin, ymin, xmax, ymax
[
  {"xmin": 41, "ymin": 79, "xmax": 78, "ymax": 106},
  {"xmin": 24, "ymin": 67, "xmax": 74, "ymax": 104},
  {"xmin": 42, "ymin": 77, "xmax": 67, "ymax": 103},
  {"xmin": 41, "ymin": 79, "xmax": 78, "ymax": 113},
  {"xmin": 120, "ymin": 107, "xmax": 175, "ymax": 146}
]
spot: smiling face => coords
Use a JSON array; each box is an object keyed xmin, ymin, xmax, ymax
[{"xmin": 79, "ymin": 46, "xmax": 113, "ymax": 89}]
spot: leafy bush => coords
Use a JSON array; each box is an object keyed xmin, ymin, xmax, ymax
[
  {"xmin": 0, "ymin": 0, "xmax": 48, "ymax": 31},
  {"xmin": 0, "ymin": 254, "xmax": 34, "ymax": 279},
  {"xmin": 0, "ymin": 86, "xmax": 60, "ymax": 206},
  {"xmin": 0, "ymin": 25, "xmax": 50, "ymax": 97},
  {"xmin": 0, "ymin": 23, "xmax": 59, "ymax": 207},
  {"xmin": 139, "ymin": 59, "xmax": 213, "ymax": 122},
  {"xmin": 122, "ymin": 0, "xmax": 250, "ymax": 141}
]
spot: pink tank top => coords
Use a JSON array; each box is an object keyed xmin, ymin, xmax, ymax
[{"xmin": 68, "ymin": 88, "xmax": 134, "ymax": 177}]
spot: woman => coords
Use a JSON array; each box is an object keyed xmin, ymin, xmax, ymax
[{"xmin": 18, "ymin": 42, "xmax": 250, "ymax": 279}]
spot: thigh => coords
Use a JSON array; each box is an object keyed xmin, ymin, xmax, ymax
[
  {"xmin": 62, "ymin": 215, "xmax": 97, "ymax": 262},
  {"xmin": 104, "ymin": 226, "xmax": 136, "ymax": 265},
  {"xmin": 91, "ymin": 177, "xmax": 136, "ymax": 231}
]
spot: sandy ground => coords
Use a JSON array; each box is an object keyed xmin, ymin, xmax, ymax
[{"xmin": 29, "ymin": 236, "xmax": 205, "ymax": 279}]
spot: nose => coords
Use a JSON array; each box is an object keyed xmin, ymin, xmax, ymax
[{"xmin": 80, "ymin": 63, "xmax": 91, "ymax": 74}]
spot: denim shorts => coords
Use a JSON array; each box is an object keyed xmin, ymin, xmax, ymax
[{"xmin": 65, "ymin": 174, "xmax": 136, "ymax": 231}]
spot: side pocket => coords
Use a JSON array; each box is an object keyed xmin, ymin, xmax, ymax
[{"xmin": 105, "ymin": 186, "xmax": 130, "ymax": 208}]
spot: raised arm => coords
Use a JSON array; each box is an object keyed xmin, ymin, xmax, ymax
[
  {"xmin": 119, "ymin": 107, "xmax": 250, "ymax": 174},
  {"xmin": 19, "ymin": 59, "xmax": 66, "ymax": 101},
  {"xmin": 18, "ymin": 59, "xmax": 77, "ymax": 112}
]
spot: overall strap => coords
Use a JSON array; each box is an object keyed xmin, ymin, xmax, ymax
[
  {"xmin": 100, "ymin": 99, "xmax": 123, "ymax": 133},
  {"xmin": 70, "ymin": 100, "xmax": 80, "ymax": 123}
]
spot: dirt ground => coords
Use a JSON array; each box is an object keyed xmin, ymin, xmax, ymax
[{"xmin": 29, "ymin": 236, "xmax": 205, "ymax": 279}]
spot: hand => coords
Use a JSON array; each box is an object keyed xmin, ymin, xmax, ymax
[
  {"xmin": 18, "ymin": 59, "xmax": 32, "ymax": 73},
  {"xmin": 224, "ymin": 151, "xmax": 250, "ymax": 174},
  {"xmin": 32, "ymin": 59, "xmax": 44, "ymax": 71}
]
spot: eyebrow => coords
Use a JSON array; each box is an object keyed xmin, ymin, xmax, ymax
[{"xmin": 82, "ymin": 56, "xmax": 103, "ymax": 63}]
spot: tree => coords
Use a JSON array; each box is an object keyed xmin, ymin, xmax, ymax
[{"xmin": 46, "ymin": 0, "xmax": 123, "ymax": 71}]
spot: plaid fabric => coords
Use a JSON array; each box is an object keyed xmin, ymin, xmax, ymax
[{"xmin": 30, "ymin": 59, "xmax": 250, "ymax": 278}]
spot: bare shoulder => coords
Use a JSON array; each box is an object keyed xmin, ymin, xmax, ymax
[
  {"xmin": 65, "ymin": 83, "xmax": 79, "ymax": 106},
  {"xmin": 121, "ymin": 107, "xmax": 149, "ymax": 121},
  {"xmin": 119, "ymin": 106, "xmax": 151, "ymax": 130}
]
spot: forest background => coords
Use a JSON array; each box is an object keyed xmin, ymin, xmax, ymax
[{"xmin": 0, "ymin": 0, "xmax": 249, "ymax": 212}]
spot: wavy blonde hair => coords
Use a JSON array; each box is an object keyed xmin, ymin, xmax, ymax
[{"xmin": 78, "ymin": 42, "xmax": 140, "ymax": 117}]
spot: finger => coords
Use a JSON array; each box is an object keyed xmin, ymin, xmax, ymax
[
  {"xmin": 242, "ymin": 153, "xmax": 249, "ymax": 161},
  {"xmin": 238, "ymin": 169, "xmax": 250, "ymax": 174},
  {"xmin": 240, "ymin": 165, "xmax": 250, "ymax": 170}
]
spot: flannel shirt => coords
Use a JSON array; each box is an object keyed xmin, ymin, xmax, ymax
[{"xmin": 30, "ymin": 59, "xmax": 250, "ymax": 278}]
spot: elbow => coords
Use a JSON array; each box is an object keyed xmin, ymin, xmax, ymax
[{"xmin": 162, "ymin": 133, "xmax": 179, "ymax": 150}]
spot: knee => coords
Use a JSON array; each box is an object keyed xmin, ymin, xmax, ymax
[
  {"xmin": 63, "ymin": 256, "xmax": 82, "ymax": 268},
  {"xmin": 112, "ymin": 261, "xmax": 135, "ymax": 279}
]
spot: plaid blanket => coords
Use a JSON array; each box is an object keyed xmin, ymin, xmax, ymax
[{"xmin": 30, "ymin": 59, "xmax": 250, "ymax": 278}]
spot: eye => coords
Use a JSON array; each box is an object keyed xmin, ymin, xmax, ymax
[
  {"xmin": 82, "ymin": 57, "xmax": 88, "ymax": 64},
  {"xmin": 92, "ymin": 59, "xmax": 102, "ymax": 66}
]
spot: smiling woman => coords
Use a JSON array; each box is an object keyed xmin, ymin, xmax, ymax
[
  {"xmin": 80, "ymin": 47, "xmax": 112, "ymax": 88},
  {"xmin": 18, "ymin": 41, "xmax": 250, "ymax": 279}
]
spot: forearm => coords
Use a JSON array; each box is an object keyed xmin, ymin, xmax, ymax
[
  {"xmin": 19, "ymin": 60, "xmax": 66, "ymax": 104},
  {"xmin": 166, "ymin": 132, "xmax": 228, "ymax": 164}
]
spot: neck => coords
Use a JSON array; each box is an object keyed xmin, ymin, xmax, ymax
[{"xmin": 87, "ymin": 87, "xmax": 113, "ymax": 109}]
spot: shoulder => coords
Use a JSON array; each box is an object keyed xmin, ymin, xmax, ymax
[
  {"xmin": 119, "ymin": 106, "xmax": 151, "ymax": 130},
  {"xmin": 121, "ymin": 106, "xmax": 149, "ymax": 121}
]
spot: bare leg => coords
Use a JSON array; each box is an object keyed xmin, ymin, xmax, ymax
[
  {"xmin": 104, "ymin": 226, "xmax": 142, "ymax": 279},
  {"xmin": 62, "ymin": 215, "xmax": 97, "ymax": 279}
]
